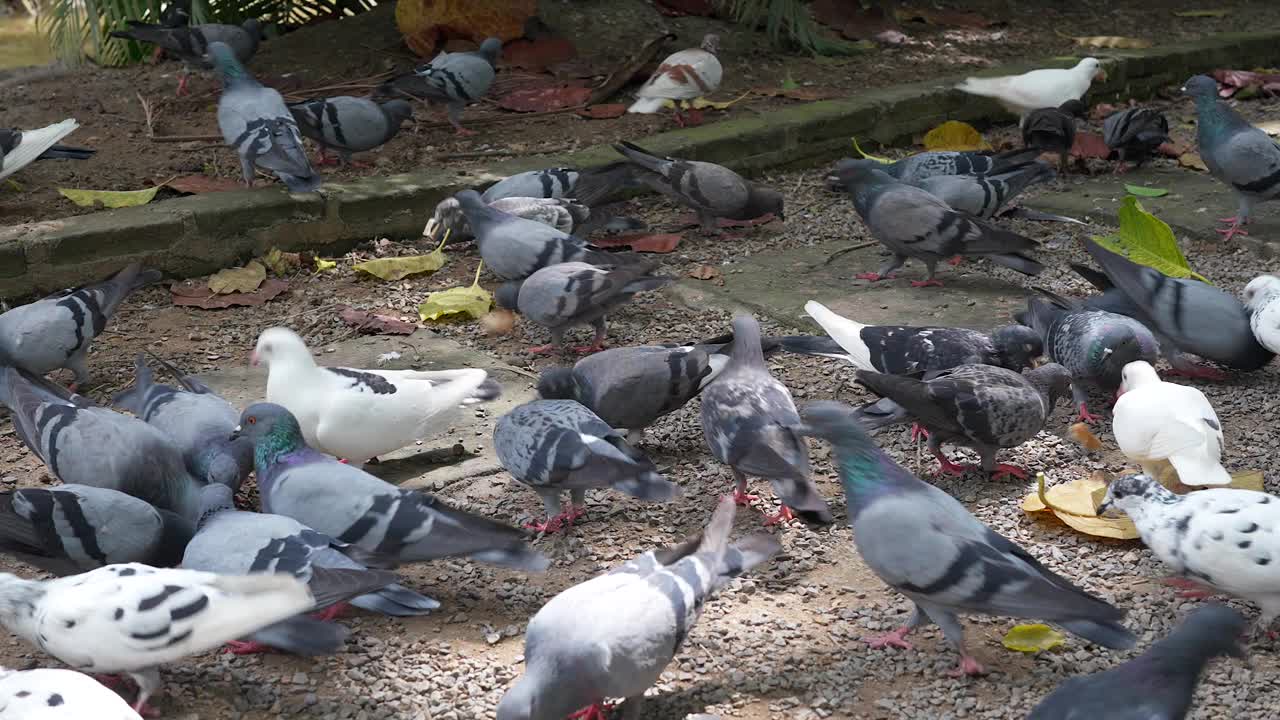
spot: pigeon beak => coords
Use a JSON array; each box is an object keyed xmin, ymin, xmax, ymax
[
  {"xmin": 1095, "ymin": 499, "xmax": 1114, "ymax": 517},
  {"xmin": 1030, "ymin": 356, "xmax": 1046, "ymax": 369},
  {"xmin": 1094, "ymin": 69, "xmax": 1107, "ymax": 82},
  {"xmin": 249, "ymin": 351, "xmax": 260, "ymax": 366},
  {"xmin": 423, "ymin": 217, "xmax": 438, "ymax": 240},
  {"xmin": 230, "ymin": 425, "xmax": 242, "ymax": 440}
]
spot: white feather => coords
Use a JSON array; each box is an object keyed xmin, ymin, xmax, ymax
[
  {"xmin": 1244, "ymin": 275, "xmax": 1280, "ymax": 354},
  {"xmin": 630, "ymin": 47, "xmax": 722, "ymax": 108},
  {"xmin": 955, "ymin": 58, "xmax": 1101, "ymax": 116},
  {"xmin": 0, "ymin": 119, "xmax": 79, "ymax": 181},
  {"xmin": 1112, "ymin": 361, "xmax": 1230, "ymax": 486},
  {"xmin": 803, "ymin": 300, "xmax": 873, "ymax": 370},
  {"xmin": 0, "ymin": 667, "xmax": 140, "ymax": 719}
]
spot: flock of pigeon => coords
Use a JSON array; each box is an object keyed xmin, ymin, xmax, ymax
[{"xmin": 5, "ymin": 20, "xmax": 1280, "ymax": 720}]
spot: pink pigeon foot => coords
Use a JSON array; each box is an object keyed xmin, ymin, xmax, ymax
[
  {"xmin": 568, "ymin": 703, "xmax": 612, "ymax": 720},
  {"xmin": 911, "ymin": 279, "xmax": 945, "ymax": 288},
  {"xmin": 934, "ymin": 452, "xmax": 969, "ymax": 477},
  {"xmin": 1078, "ymin": 403, "xmax": 1101, "ymax": 424},
  {"xmin": 524, "ymin": 506, "xmax": 583, "ymax": 534},
  {"xmin": 525, "ymin": 344, "xmax": 558, "ymax": 355},
  {"xmin": 572, "ymin": 341, "xmax": 607, "ymax": 355},
  {"xmin": 1112, "ymin": 162, "xmax": 1130, "ymax": 175},
  {"xmin": 1216, "ymin": 217, "xmax": 1250, "ymax": 241},
  {"xmin": 315, "ymin": 152, "xmax": 339, "ymax": 167},
  {"xmin": 854, "ymin": 272, "xmax": 894, "ymax": 281},
  {"xmin": 947, "ymin": 256, "xmax": 964, "ymax": 266},
  {"xmin": 223, "ymin": 640, "xmax": 276, "ymax": 655},
  {"xmin": 946, "ymin": 655, "xmax": 988, "ymax": 677},
  {"xmin": 732, "ymin": 488, "xmax": 761, "ymax": 506},
  {"xmin": 1161, "ymin": 576, "xmax": 1216, "ymax": 599},
  {"xmin": 763, "ymin": 505, "xmax": 796, "ymax": 526},
  {"xmin": 455, "ymin": 126, "xmax": 478, "ymax": 137},
  {"xmin": 1166, "ymin": 364, "xmax": 1227, "ymax": 380},
  {"xmin": 863, "ymin": 625, "xmax": 914, "ymax": 650},
  {"xmin": 175, "ymin": 75, "xmax": 189, "ymax": 97},
  {"xmin": 311, "ymin": 602, "xmax": 350, "ymax": 622},
  {"xmin": 990, "ymin": 463, "xmax": 1029, "ymax": 481},
  {"xmin": 910, "ymin": 423, "xmax": 930, "ymax": 442}
]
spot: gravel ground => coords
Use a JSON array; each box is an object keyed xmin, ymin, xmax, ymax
[{"xmin": 3, "ymin": 91, "xmax": 1280, "ymax": 719}]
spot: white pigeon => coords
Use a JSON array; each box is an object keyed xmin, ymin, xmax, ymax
[
  {"xmin": 803, "ymin": 300, "xmax": 876, "ymax": 370},
  {"xmin": 0, "ymin": 119, "xmax": 80, "ymax": 181},
  {"xmin": 0, "ymin": 563, "xmax": 318, "ymax": 713},
  {"xmin": 628, "ymin": 34, "xmax": 723, "ymax": 114},
  {"xmin": 1098, "ymin": 473, "xmax": 1280, "ymax": 635},
  {"xmin": 1112, "ymin": 361, "xmax": 1230, "ymax": 486},
  {"xmin": 0, "ymin": 666, "xmax": 141, "ymax": 719},
  {"xmin": 253, "ymin": 327, "xmax": 500, "ymax": 464},
  {"xmin": 955, "ymin": 58, "xmax": 1104, "ymax": 117},
  {"xmin": 1242, "ymin": 274, "xmax": 1280, "ymax": 354}
]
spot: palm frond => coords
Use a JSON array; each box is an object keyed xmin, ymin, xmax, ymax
[{"xmin": 716, "ymin": 0, "xmax": 870, "ymax": 56}]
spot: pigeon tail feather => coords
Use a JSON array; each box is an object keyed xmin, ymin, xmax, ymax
[
  {"xmin": 627, "ymin": 96, "xmax": 668, "ymax": 114},
  {"xmin": 1057, "ymin": 617, "xmax": 1137, "ymax": 650}
]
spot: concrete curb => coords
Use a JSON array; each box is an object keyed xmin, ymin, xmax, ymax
[{"xmin": 5, "ymin": 30, "xmax": 1280, "ymax": 298}]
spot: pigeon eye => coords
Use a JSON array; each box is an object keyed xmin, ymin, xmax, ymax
[{"xmin": 247, "ymin": 417, "xmax": 257, "ymax": 425}]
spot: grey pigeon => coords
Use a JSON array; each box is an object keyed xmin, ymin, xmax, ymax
[
  {"xmin": 1183, "ymin": 74, "xmax": 1280, "ymax": 240},
  {"xmin": 1028, "ymin": 604, "xmax": 1247, "ymax": 720},
  {"xmin": 110, "ymin": 18, "xmax": 262, "ymax": 95},
  {"xmin": 493, "ymin": 399, "xmax": 679, "ymax": 533},
  {"xmin": 287, "ymin": 96, "xmax": 413, "ymax": 166},
  {"xmin": 496, "ymin": 496, "xmax": 781, "ymax": 720},
  {"xmin": 700, "ymin": 314, "xmax": 832, "ymax": 526},
  {"xmin": 495, "ymin": 261, "xmax": 671, "ymax": 354},
  {"xmin": 0, "ymin": 262, "xmax": 160, "ymax": 388},
  {"xmin": 799, "ymin": 400, "xmax": 1135, "ymax": 676},
  {"xmin": 1021, "ymin": 100, "xmax": 1085, "ymax": 173},
  {"xmin": 0, "ymin": 484, "xmax": 193, "ymax": 575},
  {"xmin": 113, "ymin": 353, "xmax": 253, "ymax": 492},
  {"xmin": 0, "ymin": 665, "xmax": 142, "ymax": 719},
  {"xmin": 1016, "ymin": 294, "xmax": 1160, "ymax": 423},
  {"xmin": 608, "ymin": 141, "xmax": 784, "ymax": 233},
  {"xmin": 0, "ymin": 365, "xmax": 204, "ymax": 522},
  {"xmin": 426, "ymin": 195, "xmax": 589, "ymax": 242},
  {"xmin": 853, "ymin": 363, "xmax": 1072, "ymax": 478},
  {"xmin": 0, "ymin": 122, "xmax": 94, "ymax": 181},
  {"xmin": 915, "ymin": 160, "xmax": 1056, "ymax": 219},
  {"xmin": 376, "ymin": 38, "xmax": 501, "ymax": 135},
  {"xmin": 233, "ymin": 403, "xmax": 549, "ymax": 571},
  {"xmin": 183, "ymin": 484, "xmax": 438, "ymax": 655},
  {"xmin": 211, "ymin": 41, "xmax": 320, "ymax": 192},
  {"xmin": 480, "ymin": 163, "xmax": 637, "ymax": 206},
  {"xmin": 1103, "ymin": 106, "xmax": 1170, "ymax": 174},
  {"xmin": 833, "ymin": 163, "xmax": 1043, "ymax": 286},
  {"xmin": 826, "ymin": 148, "xmax": 1042, "ymax": 187}
]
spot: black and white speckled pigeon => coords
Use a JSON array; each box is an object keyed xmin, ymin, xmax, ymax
[
  {"xmin": 0, "ymin": 484, "xmax": 193, "ymax": 576},
  {"xmin": 827, "ymin": 148, "xmax": 1042, "ymax": 187},
  {"xmin": 0, "ymin": 666, "xmax": 143, "ymax": 719},
  {"xmin": 915, "ymin": 160, "xmax": 1056, "ymax": 219},
  {"xmin": 800, "ymin": 400, "xmax": 1135, "ymax": 677},
  {"xmin": 1243, "ymin": 274, "xmax": 1280, "ymax": 354},
  {"xmin": 287, "ymin": 96, "xmax": 413, "ymax": 166},
  {"xmin": 113, "ymin": 353, "xmax": 252, "ymax": 492},
  {"xmin": 854, "ymin": 363, "xmax": 1072, "ymax": 479},
  {"xmin": 1022, "ymin": 99, "xmax": 1085, "ymax": 173},
  {"xmin": 495, "ymin": 261, "xmax": 671, "ymax": 354},
  {"xmin": 235, "ymin": 403, "xmax": 548, "ymax": 571},
  {"xmin": 211, "ymin": 41, "xmax": 319, "ymax": 193},
  {"xmin": 496, "ymin": 496, "xmax": 780, "ymax": 720},
  {"xmin": 1028, "ymin": 604, "xmax": 1247, "ymax": 720},
  {"xmin": 493, "ymin": 399, "xmax": 679, "ymax": 534},
  {"xmin": 1016, "ymin": 294, "xmax": 1160, "ymax": 424},
  {"xmin": 0, "ymin": 120, "xmax": 94, "ymax": 181},
  {"xmin": 425, "ymin": 195, "xmax": 589, "ymax": 242},
  {"xmin": 1098, "ymin": 473, "xmax": 1280, "ymax": 635},
  {"xmin": 1183, "ymin": 74, "xmax": 1280, "ymax": 241},
  {"xmin": 110, "ymin": 18, "xmax": 262, "ymax": 96},
  {"xmin": 376, "ymin": 38, "xmax": 501, "ymax": 136},
  {"xmin": 1103, "ymin": 107, "xmax": 1170, "ymax": 174},
  {"xmin": 0, "ymin": 262, "xmax": 160, "ymax": 388},
  {"xmin": 833, "ymin": 163, "xmax": 1043, "ymax": 286},
  {"xmin": 700, "ymin": 314, "xmax": 832, "ymax": 526},
  {"xmin": 0, "ymin": 365, "xmax": 203, "ymax": 522}
]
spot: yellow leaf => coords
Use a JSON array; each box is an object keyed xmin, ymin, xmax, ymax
[
  {"xmin": 1256, "ymin": 120, "xmax": 1280, "ymax": 137},
  {"xmin": 1150, "ymin": 459, "xmax": 1264, "ymax": 491},
  {"xmin": 1072, "ymin": 36, "xmax": 1152, "ymax": 49},
  {"xmin": 1023, "ymin": 472, "xmax": 1140, "ymax": 540},
  {"xmin": 1002, "ymin": 624, "xmax": 1066, "ymax": 653},
  {"xmin": 1091, "ymin": 196, "xmax": 1209, "ymax": 283},
  {"xmin": 57, "ymin": 186, "xmax": 159, "ymax": 208},
  {"xmin": 207, "ymin": 261, "xmax": 266, "ymax": 295},
  {"xmin": 1178, "ymin": 152, "xmax": 1208, "ymax": 172},
  {"xmin": 850, "ymin": 136, "xmax": 893, "ymax": 164},
  {"xmin": 315, "ymin": 258, "xmax": 337, "ymax": 272},
  {"xmin": 354, "ymin": 235, "xmax": 447, "ymax": 281},
  {"xmin": 1067, "ymin": 422, "xmax": 1103, "ymax": 452},
  {"xmin": 418, "ymin": 263, "xmax": 492, "ymax": 321},
  {"xmin": 1228, "ymin": 470, "xmax": 1265, "ymax": 492},
  {"xmin": 260, "ymin": 248, "xmax": 301, "ymax": 276},
  {"xmin": 922, "ymin": 121, "xmax": 991, "ymax": 152}
]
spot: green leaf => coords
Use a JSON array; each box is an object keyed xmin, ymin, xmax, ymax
[
  {"xmin": 850, "ymin": 136, "xmax": 892, "ymax": 164},
  {"xmin": 1091, "ymin": 196, "xmax": 1209, "ymax": 283},
  {"xmin": 1174, "ymin": 9, "xmax": 1229, "ymax": 18},
  {"xmin": 418, "ymin": 263, "xmax": 492, "ymax": 321},
  {"xmin": 1123, "ymin": 184, "xmax": 1168, "ymax": 198},
  {"xmin": 780, "ymin": 70, "xmax": 799, "ymax": 91},
  {"xmin": 57, "ymin": 186, "xmax": 159, "ymax": 208}
]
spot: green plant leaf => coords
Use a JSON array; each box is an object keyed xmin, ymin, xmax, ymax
[
  {"xmin": 1091, "ymin": 196, "xmax": 1209, "ymax": 283},
  {"xmin": 57, "ymin": 186, "xmax": 159, "ymax": 208},
  {"xmin": 850, "ymin": 136, "xmax": 892, "ymax": 164},
  {"xmin": 1123, "ymin": 184, "xmax": 1169, "ymax": 198},
  {"xmin": 418, "ymin": 263, "xmax": 492, "ymax": 321}
]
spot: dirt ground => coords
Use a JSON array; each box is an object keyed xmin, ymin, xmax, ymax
[{"xmin": 3, "ymin": 0, "xmax": 1279, "ymax": 225}]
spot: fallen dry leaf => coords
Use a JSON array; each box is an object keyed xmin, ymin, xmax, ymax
[
  {"xmin": 260, "ymin": 248, "xmax": 302, "ymax": 276},
  {"xmin": 170, "ymin": 278, "xmax": 288, "ymax": 309},
  {"xmin": 923, "ymin": 120, "xmax": 990, "ymax": 151},
  {"xmin": 1073, "ymin": 36, "xmax": 1152, "ymax": 49},
  {"xmin": 395, "ymin": 0, "xmax": 534, "ymax": 58},
  {"xmin": 591, "ymin": 233, "xmax": 683, "ymax": 253},
  {"xmin": 1067, "ymin": 422, "xmax": 1103, "ymax": 452},
  {"xmin": 1179, "ymin": 152, "xmax": 1209, "ymax": 171},
  {"xmin": 576, "ymin": 104, "xmax": 628, "ymax": 120},
  {"xmin": 1089, "ymin": 102, "xmax": 1121, "ymax": 122},
  {"xmin": 166, "ymin": 174, "xmax": 243, "ymax": 194},
  {"xmin": 338, "ymin": 306, "xmax": 416, "ymax": 335},
  {"xmin": 208, "ymin": 261, "xmax": 266, "ymax": 295},
  {"xmin": 1022, "ymin": 471, "xmax": 1139, "ymax": 540},
  {"xmin": 1157, "ymin": 139, "xmax": 1189, "ymax": 157},
  {"xmin": 1003, "ymin": 624, "xmax": 1065, "ymax": 653},
  {"xmin": 495, "ymin": 83, "xmax": 591, "ymax": 112},
  {"xmin": 687, "ymin": 264, "xmax": 722, "ymax": 281},
  {"xmin": 502, "ymin": 35, "xmax": 577, "ymax": 72},
  {"xmin": 1070, "ymin": 131, "xmax": 1112, "ymax": 160}
]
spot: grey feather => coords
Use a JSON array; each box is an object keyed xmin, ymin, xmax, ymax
[
  {"xmin": 507, "ymin": 262, "xmax": 670, "ymax": 351},
  {"xmin": 915, "ymin": 160, "xmax": 1056, "ymax": 219},
  {"xmin": 375, "ymin": 38, "xmax": 500, "ymax": 133},
  {"xmin": 828, "ymin": 148, "xmax": 1042, "ymax": 187},
  {"xmin": 110, "ymin": 18, "xmax": 261, "ymax": 69},
  {"xmin": 287, "ymin": 96, "xmax": 412, "ymax": 163},
  {"xmin": 1021, "ymin": 100, "xmax": 1085, "ymax": 173},
  {"xmin": 1103, "ymin": 107, "xmax": 1170, "ymax": 171}
]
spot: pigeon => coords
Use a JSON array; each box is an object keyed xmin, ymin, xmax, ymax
[
  {"xmin": 113, "ymin": 353, "xmax": 253, "ymax": 492},
  {"xmin": 628, "ymin": 34, "xmax": 723, "ymax": 127},
  {"xmin": 494, "ymin": 399, "xmax": 679, "ymax": 533},
  {"xmin": 182, "ymin": 483, "xmax": 438, "ymax": 655},
  {"xmin": 914, "ymin": 160, "xmax": 1056, "ymax": 219},
  {"xmin": 956, "ymin": 58, "xmax": 1104, "ymax": 116},
  {"xmin": 495, "ymin": 261, "xmax": 671, "ymax": 354},
  {"xmin": 0, "ymin": 666, "xmax": 142, "ymax": 719},
  {"xmin": 0, "ymin": 562, "xmax": 387, "ymax": 713},
  {"xmin": 1183, "ymin": 74, "xmax": 1280, "ymax": 241},
  {"xmin": 211, "ymin": 41, "xmax": 320, "ymax": 193},
  {"xmin": 1027, "ymin": 604, "xmax": 1247, "ymax": 720},
  {"xmin": 425, "ymin": 195, "xmax": 589, "ymax": 242},
  {"xmin": 0, "ymin": 365, "xmax": 204, "ymax": 522},
  {"xmin": 799, "ymin": 400, "xmax": 1135, "ymax": 676},
  {"xmin": 791, "ymin": 301, "xmax": 1044, "ymax": 373},
  {"xmin": 1078, "ymin": 238, "xmax": 1272, "ymax": 374},
  {"xmin": 700, "ymin": 314, "xmax": 832, "ymax": 526},
  {"xmin": 252, "ymin": 326, "xmax": 499, "ymax": 464},
  {"xmin": 110, "ymin": 18, "xmax": 262, "ymax": 95},
  {"xmin": 158, "ymin": 0, "xmax": 191, "ymax": 28},
  {"xmin": 376, "ymin": 38, "xmax": 501, "ymax": 136},
  {"xmin": 0, "ymin": 262, "xmax": 160, "ymax": 388},
  {"xmin": 828, "ymin": 148, "xmax": 1043, "ymax": 187},
  {"xmin": 1103, "ymin": 106, "xmax": 1170, "ymax": 174},
  {"xmin": 1097, "ymin": 473, "xmax": 1280, "ymax": 635},
  {"xmin": 832, "ymin": 163, "xmax": 1043, "ymax": 286},
  {"xmin": 0, "ymin": 120, "xmax": 94, "ymax": 181},
  {"xmin": 233, "ymin": 402, "xmax": 549, "ymax": 571},
  {"xmin": 854, "ymin": 363, "xmax": 1072, "ymax": 479},
  {"xmin": 495, "ymin": 496, "xmax": 781, "ymax": 720},
  {"xmin": 1016, "ymin": 294, "xmax": 1160, "ymax": 423},
  {"xmin": 0, "ymin": 484, "xmax": 194, "ymax": 575},
  {"xmin": 609, "ymin": 141, "xmax": 785, "ymax": 233},
  {"xmin": 287, "ymin": 96, "xmax": 413, "ymax": 166},
  {"xmin": 1022, "ymin": 100, "xmax": 1086, "ymax": 173},
  {"xmin": 1242, "ymin": 273, "xmax": 1280, "ymax": 354},
  {"xmin": 1112, "ymin": 361, "xmax": 1230, "ymax": 486}
]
